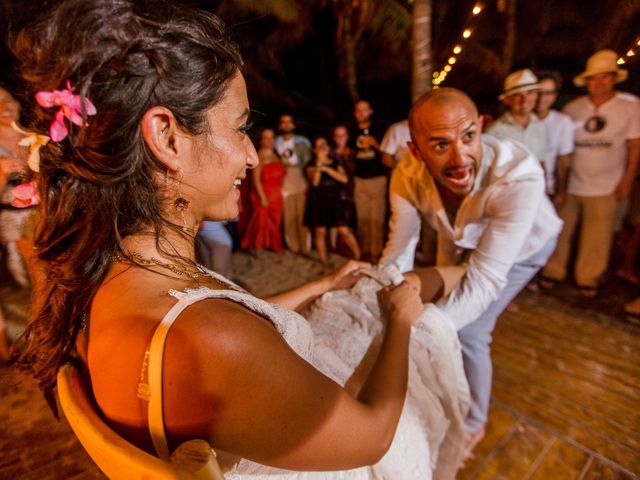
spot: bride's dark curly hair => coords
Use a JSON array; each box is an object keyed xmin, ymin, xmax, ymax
[{"xmin": 12, "ymin": 0, "xmax": 243, "ymax": 409}]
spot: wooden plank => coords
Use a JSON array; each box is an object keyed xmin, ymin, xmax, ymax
[
  {"xmin": 582, "ymin": 457, "xmax": 636, "ymax": 480},
  {"xmin": 491, "ymin": 345, "xmax": 640, "ymax": 437},
  {"xmin": 474, "ymin": 421, "xmax": 550, "ymax": 480},
  {"xmin": 492, "ymin": 373, "xmax": 640, "ymax": 473},
  {"xmin": 529, "ymin": 437, "xmax": 590, "ymax": 479},
  {"xmin": 458, "ymin": 402, "xmax": 520, "ymax": 478}
]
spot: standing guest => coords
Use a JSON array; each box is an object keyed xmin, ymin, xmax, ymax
[
  {"xmin": 380, "ymin": 119, "xmax": 411, "ymax": 169},
  {"xmin": 331, "ymin": 124, "xmax": 356, "ymax": 251},
  {"xmin": 535, "ymin": 70, "xmax": 575, "ymax": 200},
  {"xmin": 540, "ymin": 50, "xmax": 640, "ymax": 297},
  {"xmin": 241, "ymin": 128, "xmax": 286, "ymax": 256},
  {"xmin": 275, "ymin": 113, "xmax": 311, "ymax": 256},
  {"xmin": 351, "ymin": 100, "xmax": 388, "ymax": 263},
  {"xmin": 0, "ymin": 86, "xmax": 34, "ymax": 289},
  {"xmin": 381, "ymin": 88, "xmax": 562, "ymax": 456},
  {"xmin": 487, "ymin": 69, "xmax": 547, "ymax": 165},
  {"xmin": 197, "ymin": 221, "xmax": 233, "ymax": 278},
  {"xmin": 332, "ymin": 124, "xmax": 355, "ymax": 198},
  {"xmin": 304, "ymin": 137, "xmax": 360, "ymax": 265},
  {"xmin": 11, "ymin": 2, "xmax": 470, "ymax": 478}
]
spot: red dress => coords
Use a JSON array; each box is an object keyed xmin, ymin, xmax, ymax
[{"xmin": 241, "ymin": 162, "xmax": 286, "ymax": 252}]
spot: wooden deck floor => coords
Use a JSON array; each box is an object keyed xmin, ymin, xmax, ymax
[{"xmin": 1, "ymin": 252, "xmax": 639, "ymax": 479}]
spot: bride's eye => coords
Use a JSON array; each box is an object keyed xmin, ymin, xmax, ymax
[{"xmin": 239, "ymin": 121, "xmax": 254, "ymax": 135}]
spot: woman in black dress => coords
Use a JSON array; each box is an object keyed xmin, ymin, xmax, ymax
[{"xmin": 304, "ymin": 137, "xmax": 360, "ymax": 265}]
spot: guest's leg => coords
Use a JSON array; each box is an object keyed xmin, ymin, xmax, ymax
[
  {"xmin": 542, "ymin": 193, "xmax": 580, "ymax": 281},
  {"xmin": 369, "ymin": 176, "xmax": 388, "ymax": 260},
  {"xmin": 336, "ymin": 226, "xmax": 361, "ymax": 260},
  {"xmin": 575, "ymin": 194, "xmax": 617, "ymax": 288},
  {"xmin": 354, "ymin": 178, "xmax": 370, "ymax": 257},
  {"xmin": 293, "ymin": 193, "xmax": 310, "ymax": 255},
  {"xmin": 282, "ymin": 193, "xmax": 300, "ymax": 253},
  {"xmin": 313, "ymin": 226, "xmax": 328, "ymax": 265}
]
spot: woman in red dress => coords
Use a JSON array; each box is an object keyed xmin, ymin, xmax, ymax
[{"xmin": 241, "ymin": 128, "xmax": 286, "ymax": 255}]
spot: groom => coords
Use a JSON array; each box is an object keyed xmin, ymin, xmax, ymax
[{"xmin": 381, "ymin": 87, "xmax": 562, "ymax": 453}]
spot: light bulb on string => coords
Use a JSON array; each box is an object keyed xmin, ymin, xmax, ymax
[
  {"xmin": 444, "ymin": 65, "xmax": 452, "ymax": 72},
  {"xmin": 472, "ymin": 4, "xmax": 482, "ymax": 14},
  {"xmin": 448, "ymin": 56, "xmax": 457, "ymax": 65},
  {"xmin": 617, "ymin": 58, "xmax": 625, "ymax": 65},
  {"xmin": 463, "ymin": 29, "xmax": 472, "ymax": 39},
  {"xmin": 627, "ymin": 49, "xmax": 635, "ymax": 57},
  {"xmin": 453, "ymin": 45, "xmax": 462, "ymax": 54}
]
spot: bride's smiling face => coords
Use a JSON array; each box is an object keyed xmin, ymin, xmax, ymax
[{"xmin": 183, "ymin": 72, "xmax": 258, "ymax": 222}]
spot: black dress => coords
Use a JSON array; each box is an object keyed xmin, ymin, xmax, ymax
[{"xmin": 303, "ymin": 159, "xmax": 353, "ymax": 228}]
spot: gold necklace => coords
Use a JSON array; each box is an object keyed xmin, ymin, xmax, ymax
[{"xmin": 113, "ymin": 252, "xmax": 210, "ymax": 282}]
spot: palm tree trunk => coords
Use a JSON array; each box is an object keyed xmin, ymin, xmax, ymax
[
  {"xmin": 336, "ymin": 0, "xmax": 360, "ymax": 103},
  {"xmin": 411, "ymin": 0, "xmax": 432, "ymax": 101},
  {"xmin": 501, "ymin": 0, "xmax": 517, "ymax": 78}
]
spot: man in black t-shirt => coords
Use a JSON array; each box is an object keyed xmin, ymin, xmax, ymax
[{"xmin": 350, "ymin": 100, "xmax": 388, "ymax": 262}]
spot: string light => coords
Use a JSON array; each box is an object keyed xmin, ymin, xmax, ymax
[
  {"xmin": 617, "ymin": 58, "xmax": 625, "ymax": 65},
  {"xmin": 432, "ymin": 5, "xmax": 486, "ymax": 86},
  {"xmin": 627, "ymin": 49, "xmax": 635, "ymax": 57}
]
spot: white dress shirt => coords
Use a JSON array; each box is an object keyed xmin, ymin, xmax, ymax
[{"xmin": 381, "ymin": 135, "xmax": 562, "ymax": 330}]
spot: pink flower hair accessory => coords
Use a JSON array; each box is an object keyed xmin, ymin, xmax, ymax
[
  {"xmin": 10, "ymin": 181, "xmax": 39, "ymax": 208},
  {"xmin": 35, "ymin": 80, "xmax": 96, "ymax": 142}
]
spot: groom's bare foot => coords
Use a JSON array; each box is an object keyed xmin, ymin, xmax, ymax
[{"xmin": 462, "ymin": 426, "xmax": 486, "ymax": 463}]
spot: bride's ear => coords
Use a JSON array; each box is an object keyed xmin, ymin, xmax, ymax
[{"xmin": 141, "ymin": 106, "xmax": 186, "ymax": 172}]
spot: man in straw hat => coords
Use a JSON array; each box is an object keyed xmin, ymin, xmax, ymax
[
  {"xmin": 380, "ymin": 87, "xmax": 562, "ymax": 456},
  {"xmin": 540, "ymin": 49, "xmax": 640, "ymax": 297},
  {"xmin": 487, "ymin": 68, "xmax": 547, "ymax": 165}
]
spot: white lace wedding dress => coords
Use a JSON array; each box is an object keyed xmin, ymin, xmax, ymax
[{"xmin": 166, "ymin": 266, "xmax": 469, "ymax": 480}]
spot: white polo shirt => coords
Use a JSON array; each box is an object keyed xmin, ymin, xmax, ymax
[
  {"xmin": 487, "ymin": 112, "xmax": 547, "ymax": 164},
  {"xmin": 381, "ymin": 135, "xmax": 562, "ymax": 330},
  {"xmin": 380, "ymin": 120, "xmax": 411, "ymax": 164},
  {"xmin": 563, "ymin": 92, "xmax": 640, "ymax": 196},
  {"xmin": 540, "ymin": 110, "xmax": 575, "ymax": 194}
]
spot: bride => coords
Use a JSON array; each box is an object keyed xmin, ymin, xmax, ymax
[{"xmin": 13, "ymin": 0, "xmax": 468, "ymax": 478}]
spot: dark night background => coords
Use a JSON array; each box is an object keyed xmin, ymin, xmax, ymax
[{"xmin": 1, "ymin": 0, "xmax": 638, "ymax": 139}]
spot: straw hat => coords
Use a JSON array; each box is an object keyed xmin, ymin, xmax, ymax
[
  {"xmin": 574, "ymin": 49, "xmax": 628, "ymax": 87},
  {"xmin": 498, "ymin": 69, "xmax": 541, "ymax": 100}
]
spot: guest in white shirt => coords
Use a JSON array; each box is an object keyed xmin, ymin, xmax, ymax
[
  {"xmin": 540, "ymin": 50, "xmax": 640, "ymax": 297},
  {"xmin": 487, "ymin": 69, "xmax": 547, "ymax": 164},
  {"xmin": 535, "ymin": 70, "xmax": 575, "ymax": 200},
  {"xmin": 380, "ymin": 88, "xmax": 562, "ymax": 456}
]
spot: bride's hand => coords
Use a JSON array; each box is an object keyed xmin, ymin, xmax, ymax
[
  {"xmin": 378, "ymin": 281, "xmax": 423, "ymax": 327},
  {"xmin": 327, "ymin": 260, "xmax": 371, "ymax": 291}
]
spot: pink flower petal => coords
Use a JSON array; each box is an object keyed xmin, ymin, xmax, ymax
[
  {"xmin": 50, "ymin": 110, "xmax": 69, "ymax": 142},
  {"xmin": 83, "ymin": 97, "xmax": 97, "ymax": 116},
  {"xmin": 64, "ymin": 105, "xmax": 85, "ymax": 127},
  {"xmin": 35, "ymin": 91, "xmax": 56, "ymax": 108},
  {"xmin": 10, "ymin": 181, "xmax": 39, "ymax": 208}
]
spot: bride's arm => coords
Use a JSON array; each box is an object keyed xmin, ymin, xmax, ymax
[{"xmin": 265, "ymin": 260, "xmax": 369, "ymax": 311}]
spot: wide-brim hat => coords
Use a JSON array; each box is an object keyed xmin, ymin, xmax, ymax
[
  {"xmin": 574, "ymin": 49, "xmax": 628, "ymax": 87},
  {"xmin": 498, "ymin": 69, "xmax": 541, "ymax": 100}
]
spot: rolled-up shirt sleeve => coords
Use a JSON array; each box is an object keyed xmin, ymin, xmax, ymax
[
  {"xmin": 380, "ymin": 171, "xmax": 422, "ymax": 273},
  {"xmin": 438, "ymin": 175, "xmax": 545, "ymax": 330}
]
